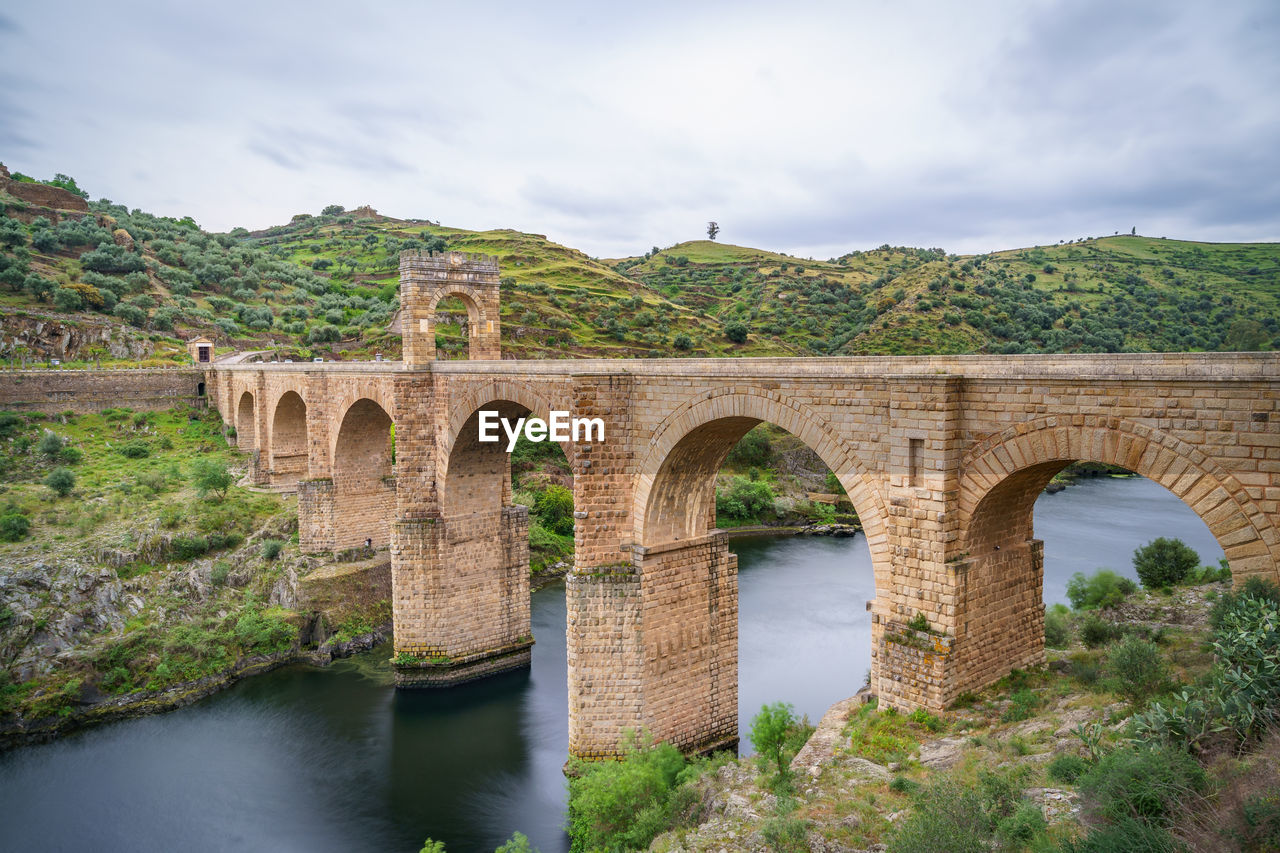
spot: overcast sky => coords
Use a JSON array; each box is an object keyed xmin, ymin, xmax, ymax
[{"xmin": 2, "ymin": 1, "xmax": 1277, "ymax": 259}]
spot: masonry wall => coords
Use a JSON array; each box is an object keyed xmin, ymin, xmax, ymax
[
  {"xmin": 0, "ymin": 368, "xmax": 203, "ymax": 413},
  {"xmin": 638, "ymin": 534, "xmax": 738, "ymax": 754}
]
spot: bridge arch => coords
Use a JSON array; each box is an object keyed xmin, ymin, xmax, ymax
[
  {"xmin": 332, "ymin": 397, "xmax": 396, "ymax": 549},
  {"xmin": 442, "ymin": 379, "xmax": 574, "ymax": 479},
  {"xmin": 235, "ymin": 391, "xmax": 255, "ymax": 451},
  {"xmin": 269, "ymin": 390, "xmax": 308, "ymax": 487},
  {"xmin": 959, "ymin": 416, "xmax": 1278, "ymax": 583},
  {"xmin": 426, "ymin": 285, "xmax": 493, "ymax": 361},
  {"xmin": 633, "ymin": 386, "xmax": 890, "ymax": 573}
]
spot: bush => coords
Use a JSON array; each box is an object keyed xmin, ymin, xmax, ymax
[
  {"xmin": 1080, "ymin": 614, "xmax": 1123, "ymax": 648},
  {"xmin": 1077, "ymin": 745, "xmax": 1206, "ymax": 827},
  {"xmin": 1057, "ymin": 816, "xmax": 1181, "ymax": 852},
  {"xmin": 1047, "ymin": 753, "xmax": 1088, "ymax": 784},
  {"xmin": 1045, "ymin": 603, "xmax": 1072, "ymax": 648},
  {"xmin": 567, "ymin": 731, "xmax": 691, "ymax": 853},
  {"xmin": 726, "ymin": 426, "xmax": 773, "ymax": 468},
  {"xmin": 1067, "ymin": 569, "xmax": 1137, "ymax": 610},
  {"xmin": 43, "ymin": 467, "xmax": 75, "ymax": 497},
  {"xmin": 533, "ymin": 484, "xmax": 574, "ymax": 536},
  {"xmin": 1107, "ymin": 635, "xmax": 1167, "ymax": 706},
  {"xmin": 191, "ymin": 458, "xmax": 233, "ymax": 500},
  {"xmin": 0, "ymin": 512, "xmax": 31, "ymax": 542},
  {"xmin": 716, "ymin": 476, "xmax": 775, "ymax": 520},
  {"xmin": 234, "ymin": 607, "xmax": 295, "ymax": 654},
  {"xmin": 672, "ymin": 333, "xmax": 692, "ymax": 350},
  {"xmin": 750, "ymin": 701, "xmax": 801, "ymax": 776},
  {"xmin": 724, "ymin": 320, "xmax": 748, "ymax": 343},
  {"xmin": 1133, "ymin": 537, "xmax": 1199, "ymax": 589},
  {"xmin": 1208, "ymin": 575, "xmax": 1280, "ymax": 629},
  {"xmin": 994, "ymin": 800, "xmax": 1046, "ymax": 844},
  {"xmin": 260, "ymin": 539, "xmax": 285, "ymax": 561},
  {"xmin": 887, "ymin": 780, "xmax": 991, "ymax": 853},
  {"xmin": 1239, "ymin": 791, "xmax": 1280, "ymax": 853},
  {"xmin": 117, "ymin": 440, "xmax": 150, "ymax": 458},
  {"xmin": 1000, "ymin": 689, "xmax": 1041, "ymax": 723},
  {"xmin": 37, "ymin": 430, "xmax": 65, "ymax": 458}
]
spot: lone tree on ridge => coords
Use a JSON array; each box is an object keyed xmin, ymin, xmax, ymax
[{"xmin": 707, "ymin": 221, "xmax": 720, "ymax": 241}]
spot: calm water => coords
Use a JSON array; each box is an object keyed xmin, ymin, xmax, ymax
[{"xmin": 0, "ymin": 477, "xmax": 1222, "ymax": 853}]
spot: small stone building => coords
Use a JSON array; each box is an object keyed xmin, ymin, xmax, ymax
[{"xmin": 187, "ymin": 337, "xmax": 214, "ymax": 365}]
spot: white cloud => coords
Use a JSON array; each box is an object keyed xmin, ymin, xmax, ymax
[{"xmin": 3, "ymin": 0, "xmax": 1276, "ymax": 258}]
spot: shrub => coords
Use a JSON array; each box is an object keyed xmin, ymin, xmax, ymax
[
  {"xmin": 887, "ymin": 780, "xmax": 991, "ymax": 853},
  {"xmin": 191, "ymin": 458, "xmax": 233, "ymax": 500},
  {"xmin": 1047, "ymin": 753, "xmax": 1088, "ymax": 784},
  {"xmin": 1208, "ymin": 575, "xmax": 1280, "ymax": 629},
  {"xmin": 1045, "ymin": 603, "xmax": 1072, "ymax": 648},
  {"xmin": 117, "ymin": 440, "xmax": 150, "ymax": 458},
  {"xmin": 1077, "ymin": 745, "xmax": 1206, "ymax": 827},
  {"xmin": 260, "ymin": 539, "xmax": 285, "ymax": 561},
  {"xmin": 1239, "ymin": 791, "xmax": 1280, "ymax": 853},
  {"xmin": 0, "ymin": 512, "xmax": 31, "ymax": 542},
  {"xmin": 727, "ymin": 426, "xmax": 773, "ymax": 468},
  {"xmin": 567, "ymin": 731, "xmax": 690, "ymax": 853},
  {"xmin": 533, "ymin": 484, "xmax": 574, "ymax": 536},
  {"xmin": 37, "ymin": 430, "xmax": 65, "ymax": 458},
  {"xmin": 234, "ymin": 607, "xmax": 295, "ymax": 654},
  {"xmin": 1133, "ymin": 537, "xmax": 1199, "ymax": 589},
  {"xmin": 1001, "ymin": 689, "xmax": 1041, "ymax": 723},
  {"xmin": 43, "ymin": 467, "xmax": 75, "ymax": 497},
  {"xmin": 1107, "ymin": 635, "xmax": 1167, "ymax": 706},
  {"xmin": 672, "ymin": 333, "xmax": 692, "ymax": 350},
  {"xmin": 1057, "ymin": 816, "xmax": 1181, "ymax": 852},
  {"xmin": 1080, "ymin": 614, "xmax": 1122, "ymax": 648},
  {"xmin": 994, "ymin": 800, "xmax": 1046, "ymax": 844},
  {"xmin": 724, "ymin": 320, "xmax": 748, "ymax": 343},
  {"xmin": 716, "ymin": 476, "xmax": 775, "ymax": 520},
  {"xmin": 1066, "ymin": 569, "xmax": 1137, "ymax": 610},
  {"xmin": 750, "ymin": 701, "xmax": 801, "ymax": 776}
]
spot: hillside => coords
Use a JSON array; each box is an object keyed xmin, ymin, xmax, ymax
[{"xmin": 1, "ymin": 166, "xmax": 1277, "ymax": 365}]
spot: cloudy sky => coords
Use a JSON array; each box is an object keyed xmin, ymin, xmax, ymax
[{"xmin": 2, "ymin": 1, "xmax": 1277, "ymax": 259}]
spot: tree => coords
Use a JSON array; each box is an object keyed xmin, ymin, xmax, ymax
[
  {"xmin": 750, "ymin": 701, "xmax": 798, "ymax": 776},
  {"xmin": 1133, "ymin": 537, "xmax": 1199, "ymax": 589},
  {"xmin": 724, "ymin": 320, "xmax": 748, "ymax": 343},
  {"xmin": 707, "ymin": 221, "xmax": 720, "ymax": 241},
  {"xmin": 43, "ymin": 467, "xmax": 75, "ymax": 497},
  {"xmin": 321, "ymin": 204, "xmax": 345, "ymax": 216},
  {"xmin": 192, "ymin": 457, "xmax": 233, "ymax": 501}
]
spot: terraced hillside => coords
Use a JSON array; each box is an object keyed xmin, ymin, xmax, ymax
[{"xmin": 1, "ymin": 166, "xmax": 1276, "ymax": 364}]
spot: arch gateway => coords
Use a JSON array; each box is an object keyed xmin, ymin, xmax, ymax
[{"xmin": 205, "ymin": 252, "xmax": 1280, "ymax": 760}]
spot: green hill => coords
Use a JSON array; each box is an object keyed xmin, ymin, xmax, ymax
[{"xmin": 1, "ymin": 167, "xmax": 1277, "ymax": 364}]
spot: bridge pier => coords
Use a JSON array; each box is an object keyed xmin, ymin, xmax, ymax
[
  {"xmin": 390, "ymin": 506, "xmax": 533, "ymax": 686},
  {"xmin": 297, "ymin": 478, "xmax": 336, "ymax": 552}
]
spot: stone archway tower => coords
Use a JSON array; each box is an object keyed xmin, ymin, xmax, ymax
[{"xmin": 400, "ymin": 251, "xmax": 502, "ymax": 364}]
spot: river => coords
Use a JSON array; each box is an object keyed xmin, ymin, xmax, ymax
[{"xmin": 0, "ymin": 476, "xmax": 1224, "ymax": 853}]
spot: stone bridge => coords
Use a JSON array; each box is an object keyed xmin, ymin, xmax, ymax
[{"xmin": 205, "ymin": 252, "xmax": 1280, "ymax": 759}]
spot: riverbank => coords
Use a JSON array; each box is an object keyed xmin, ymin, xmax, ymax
[{"xmin": 647, "ymin": 578, "xmax": 1276, "ymax": 852}]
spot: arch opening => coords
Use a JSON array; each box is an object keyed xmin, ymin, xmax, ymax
[
  {"xmin": 953, "ymin": 419, "xmax": 1277, "ymax": 702},
  {"xmin": 333, "ymin": 398, "xmax": 395, "ymax": 549},
  {"xmin": 269, "ymin": 391, "xmax": 308, "ymax": 488},
  {"xmin": 631, "ymin": 403, "xmax": 883, "ymax": 754},
  {"xmin": 431, "ymin": 292, "xmax": 481, "ymax": 361},
  {"xmin": 235, "ymin": 391, "xmax": 255, "ymax": 451}
]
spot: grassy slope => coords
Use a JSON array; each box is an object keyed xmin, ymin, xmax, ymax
[{"xmin": 3, "ymin": 170, "xmax": 1277, "ymax": 363}]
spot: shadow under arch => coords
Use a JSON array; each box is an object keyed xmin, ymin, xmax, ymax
[
  {"xmin": 269, "ymin": 390, "xmax": 307, "ymax": 487},
  {"xmin": 332, "ymin": 397, "xmax": 395, "ymax": 549},
  {"xmin": 235, "ymin": 390, "xmax": 255, "ymax": 451}
]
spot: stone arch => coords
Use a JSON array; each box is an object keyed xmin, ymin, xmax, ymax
[
  {"xmin": 269, "ymin": 390, "xmax": 308, "ymax": 487},
  {"xmin": 426, "ymin": 285, "xmax": 488, "ymax": 361},
  {"xmin": 235, "ymin": 391, "xmax": 255, "ymax": 451},
  {"xmin": 443, "ymin": 379, "xmax": 574, "ymax": 477},
  {"xmin": 633, "ymin": 387, "xmax": 890, "ymax": 575},
  {"xmin": 959, "ymin": 416, "xmax": 1278, "ymax": 584},
  {"xmin": 332, "ymin": 397, "xmax": 396, "ymax": 549}
]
